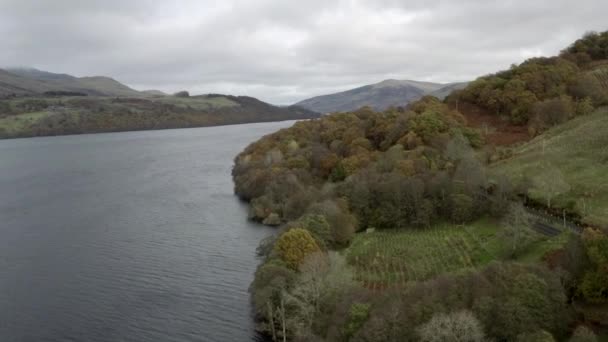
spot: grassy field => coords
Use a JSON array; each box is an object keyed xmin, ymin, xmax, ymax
[
  {"xmin": 344, "ymin": 218, "xmax": 570, "ymax": 288},
  {"xmin": 491, "ymin": 107, "xmax": 608, "ymax": 228},
  {"xmin": 154, "ymin": 95, "xmax": 239, "ymax": 110}
]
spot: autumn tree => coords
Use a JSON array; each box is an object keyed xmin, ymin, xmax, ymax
[{"xmin": 274, "ymin": 229, "xmax": 321, "ymax": 270}]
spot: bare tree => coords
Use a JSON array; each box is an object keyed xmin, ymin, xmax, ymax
[
  {"xmin": 417, "ymin": 310, "xmax": 486, "ymax": 342},
  {"xmin": 501, "ymin": 203, "xmax": 536, "ymax": 258},
  {"xmin": 532, "ymin": 164, "xmax": 570, "ymax": 208},
  {"xmin": 284, "ymin": 252, "xmax": 356, "ymax": 340},
  {"xmin": 569, "ymin": 325, "xmax": 598, "ymax": 342}
]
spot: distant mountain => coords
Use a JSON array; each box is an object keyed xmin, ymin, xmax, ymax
[
  {"xmin": 428, "ymin": 82, "xmax": 469, "ymax": 100},
  {"xmin": 295, "ymin": 79, "xmax": 468, "ymax": 113},
  {"xmin": 6, "ymin": 67, "xmax": 76, "ymax": 81},
  {"xmin": 0, "ymin": 67, "xmax": 144, "ymax": 97}
]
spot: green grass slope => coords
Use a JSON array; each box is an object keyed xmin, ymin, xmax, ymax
[
  {"xmin": 73, "ymin": 76, "xmax": 143, "ymax": 97},
  {"xmin": 492, "ymin": 107, "xmax": 608, "ymax": 227}
]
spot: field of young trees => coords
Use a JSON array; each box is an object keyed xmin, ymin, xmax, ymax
[{"xmin": 346, "ymin": 219, "xmax": 572, "ymax": 289}]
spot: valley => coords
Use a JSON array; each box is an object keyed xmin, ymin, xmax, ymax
[{"xmin": 0, "ymin": 68, "xmax": 319, "ymax": 139}]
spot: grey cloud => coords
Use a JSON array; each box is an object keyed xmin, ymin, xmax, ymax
[{"xmin": 1, "ymin": 0, "xmax": 607, "ymax": 104}]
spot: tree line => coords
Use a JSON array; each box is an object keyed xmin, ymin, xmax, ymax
[{"xmin": 447, "ymin": 31, "xmax": 608, "ymax": 135}]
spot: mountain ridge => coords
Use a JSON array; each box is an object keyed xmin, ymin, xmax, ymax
[{"xmin": 295, "ymin": 79, "xmax": 468, "ymax": 113}]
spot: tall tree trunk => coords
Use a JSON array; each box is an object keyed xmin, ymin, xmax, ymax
[
  {"xmin": 267, "ymin": 302, "xmax": 277, "ymax": 342},
  {"xmin": 280, "ymin": 294, "xmax": 287, "ymax": 342}
]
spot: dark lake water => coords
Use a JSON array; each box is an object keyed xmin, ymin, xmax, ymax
[{"xmin": 0, "ymin": 121, "xmax": 295, "ymax": 342}]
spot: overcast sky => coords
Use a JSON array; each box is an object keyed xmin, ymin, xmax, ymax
[{"xmin": 1, "ymin": 0, "xmax": 607, "ymax": 104}]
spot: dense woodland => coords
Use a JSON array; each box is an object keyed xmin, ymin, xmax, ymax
[
  {"xmin": 448, "ymin": 31, "xmax": 608, "ymax": 132},
  {"xmin": 232, "ymin": 31, "xmax": 608, "ymax": 341}
]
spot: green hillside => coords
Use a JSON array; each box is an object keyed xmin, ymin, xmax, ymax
[
  {"xmin": 68, "ymin": 76, "xmax": 143, "ymax": 97},
  {"xmin": 0, "ymin": 67, "xmax": 145, "ymax": 97},
  {"xmin": 0, "ymin": 95, "xmax": 319, "ymax": 138},
  {"xmin": 492, "ymin": 107, "xmax": 608, "ymax": 228}
]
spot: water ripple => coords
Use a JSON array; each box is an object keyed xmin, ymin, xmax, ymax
[{"xmin": 0, "ymin": 122, "xmax": 295, "ymax": 342}]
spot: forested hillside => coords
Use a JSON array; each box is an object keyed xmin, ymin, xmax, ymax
[
  {"xmin": 0, "ymin": 94, "xmax": 319, "ymax": 139},
  {"xmin": 234, "ymin": 97, "xmax": 485, "ymax": 229},
  {"xmin": 448, "ymin": 31, "xmax": 608, "ymax": 133},
  {"xmin": 232, "ymin": 31, "xmax": 608, "ymax": 342}
]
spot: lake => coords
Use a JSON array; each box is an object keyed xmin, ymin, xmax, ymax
[{"xmin": 0, "ymin": 121, "xmax": 295, "ymax": 342}]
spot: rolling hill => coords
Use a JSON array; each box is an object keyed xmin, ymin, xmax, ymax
[
  {"xmin": 294, "ymin": 79, "xmax": 468, "ymax": 113},
  {"xmin": 0, "ymin": 67, "xmax": 145, "ymax": 97}
]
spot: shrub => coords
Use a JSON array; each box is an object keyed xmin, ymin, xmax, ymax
[
  {"xmin": 0, "ymin": 101, "xmax": 12, "ymax": 114},
  {"xmin": 308, "ymin": 200, "xmax": 357, "ymax": 246},
  {"xmin": 343, "ymin": 303, "xmax": 371, "ymax": 340},
  {"xmin": 580, "ymin": 270, "xmax": 608, "ymax": 304},
  {"xmin": 569, "ymin": 326, "xmax": 598, "ymax": 342},
  {"xmin": 575, "ymin": 97, "xmax": 595, "ymax": 116},
  {"xmin": 450, "ymin": 194, "xmax": 474, "ymax": 223},
  {"xmin": 532, "ymin": 97, "xmax": 574, "ymax": 129},
  {"xmin": 568, "ymin": 74, "xmax": 605, "ymax": 105},
  {"xmin": 297, "ymin": 214, "xmax": 333, "ymax": 248},
  {"xmin": 330, "ymin": 162, "xmax": 347, "ymax": 182}
]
